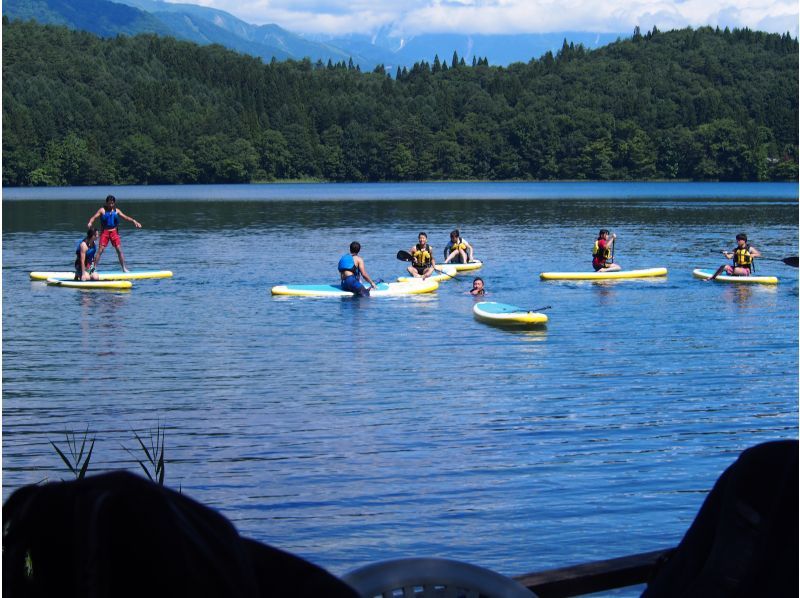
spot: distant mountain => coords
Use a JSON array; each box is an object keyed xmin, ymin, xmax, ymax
[
  {"xmin": 319, "ymin": 31, "xmax": 625, "ymax": 70},
  {"xmin": 3, "ymin": 0, "xmax": 626, "ymax": 70},
  {"xmin": 3, "ymin": 0, "xmax": 172, "ymax": 36}
]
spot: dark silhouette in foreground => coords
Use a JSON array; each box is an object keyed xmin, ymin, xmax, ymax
[{"xmin": 4, "ymin": 441, "xmax": 796, "ymax": 597}]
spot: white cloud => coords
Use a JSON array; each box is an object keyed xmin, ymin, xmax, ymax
[{"xmin": 179, "ymin": 0, "xmax": 798, "ymax": 36}]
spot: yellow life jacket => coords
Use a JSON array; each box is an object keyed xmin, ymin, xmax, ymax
[
  {"xmin": 412, "ymin": 244, "xmax": 432, "ymax": 266},
  {"xmin": 449, "ymin": 238, "xmax": 467, "ymax": 251},
  {"xmin": 733, "ymin": 245, "xmax": 753, "ymax": 268},
  {"xmin": 592, "ymin": 240, "xmax": 612, "ymax": 261}
]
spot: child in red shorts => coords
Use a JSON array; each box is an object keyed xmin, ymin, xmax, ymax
[{"xmin": 87, "ymin": 195, "xmax": 142, "ymax": 272}]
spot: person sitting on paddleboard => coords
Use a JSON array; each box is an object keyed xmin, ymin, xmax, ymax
[
  {"xmin": 468, "ymin": 277, "xmax": 486, "ymax": 296},
  {"xmin": 708, "ymin": 233, "xmax": 761, "ymax": 280},
  {"xmin": 592, "ymin": 229, "xmax": 621, "ymax": 272},
  {"xmin": 407, "ymin": 232, "xmax": 435, "ymax": 279},
  {"xmin": 444, "ymin": 230, "xmax": 474, "ymax": 264},
  {"xmin": 87, "ymin": 195, "xmax": 142, "ymax": 273},
  {"xmin": 338, "ymin": 241, "xmax": 378, "ymax": 297},
  {"xmin": 75, "ymin": 228, "xmax": 100, "ymax": 281}
]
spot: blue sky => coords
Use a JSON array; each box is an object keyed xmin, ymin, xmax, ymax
[{"xmin": 185, "ymin": 0, "xmax": 798, "ymax": 36}]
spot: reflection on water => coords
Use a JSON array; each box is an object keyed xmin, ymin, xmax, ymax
[{"xmin": 3, "ymin": 185, "xmax": 798, "ymax": 587}]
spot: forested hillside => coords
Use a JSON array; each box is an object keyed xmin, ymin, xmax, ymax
[{"xmin": 3, "ymin": 19, "xmax": 797, "ymax": 186}]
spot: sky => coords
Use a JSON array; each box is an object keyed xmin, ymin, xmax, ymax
[{"xmin": 184, "ymin": 0, "xmax": 799, "ymax": 37}]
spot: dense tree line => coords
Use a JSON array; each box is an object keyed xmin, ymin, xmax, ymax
[{"xmin": 3, "ymin": 18, "xmax": 797, "ymax": 186}]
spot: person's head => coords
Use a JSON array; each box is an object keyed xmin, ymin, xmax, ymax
[
  {"xmin": 599, "ymin": 229, "xmax": 609, "ymax": 239},
  {"xmin": 349, "ymin": 241, "xmax": 361, "ymax": 255},
  {"xmin": 736, "ymin": 233, "xmax": 748, "ymax": 245},
  {"xmin": 418, "ymin": 232, "xmax": 428, "ymax": 244},
  {"xmin": 105, "ymin": 195, "xmax": 116, "ymax": 208},
  {"xmin": 450, "ymin": 229, "xmax": 460, "ymax": 240},
  {"xmin": 472, "ymin": 277, "xmax": 484, "ymax": 292},
  {"xmin": 86, "ymin": 228, "xmax": 98, "ymax": 242}
]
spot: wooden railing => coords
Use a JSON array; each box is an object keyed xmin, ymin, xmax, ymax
[{"xmin": 514, "ymin": 548, "xmax": 674, "ymax": 597}]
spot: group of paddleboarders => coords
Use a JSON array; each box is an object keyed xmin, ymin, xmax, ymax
[
  {"xmin": 336, "ymin": 228, "xmax": 764, "ymax": 297},
  {"xmin": 590, "ymin": 229, "xmax": 762, "ymax": 281},
  {"xmin": 67, "ymin": 196, "xmax": 763, "ymax": 290},
  {"xmin": 337, "ymin": 230, "xmax": 479, "ymax": 296},
  {"xmin": 404, "ymin": 230, "xmax": 477, "ymax": 280},
  {"xmin": 74, "ymin": 195, "xmax": 142, "ymax": 280}
]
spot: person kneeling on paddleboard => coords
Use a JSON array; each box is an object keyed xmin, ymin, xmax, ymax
[
  {"xmin": 592, "ymin": 229, "xmax": 621, "ymax": 273},
  {"xmin": 338, "ymin": 241, "xmax": 378, "ymax": 297},
  {"xmin": 407, "ymin": 232, "xmax": 435, "ymax": 279},
  {"xmin": 708, "ymin": 233, "xmax": 761, "ymax": 281},
  {"xmin": 444, "ymin": 230, "xmax": 474, "ymax": 264},
  {"xmin": 75, "ymin": 228, "xmax": 100, "ymax": 281}
]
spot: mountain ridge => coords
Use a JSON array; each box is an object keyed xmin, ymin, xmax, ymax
[{"xmin": 2, "ymin": 0, "xmax": 627, "ymax": 69}]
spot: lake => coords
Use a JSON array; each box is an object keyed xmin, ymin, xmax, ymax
[{"xmin": 3, "ymin": 181, "xmax": 798, "ymax": 593}]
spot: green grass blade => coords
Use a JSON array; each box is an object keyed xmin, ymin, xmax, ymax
[
  {"xmin": 77, "ymin": 438, "xmax": 95, "ymax": 479},
  {"xmin": 133, "ymin": 431, "xmax": 155, "ymax": 466},
  {"xmin": 50, "ymin": 441, "xmax": 77, "ymax": 476}
]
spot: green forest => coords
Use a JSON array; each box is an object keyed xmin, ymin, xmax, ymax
[{"xmin": 3, "ymin": 18, "xmax": 798, "ymax": 186}]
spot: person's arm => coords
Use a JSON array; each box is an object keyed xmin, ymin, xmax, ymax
[
  {"xmin": 87, "ymin": 208, "xmax": 104, "ymax": 228},
  {"xmin": 464, "ymin": 240, "xmax": 473, "ymax": 261},
  {"xmin": 116, "ymin": 209, "xmax": 142, "ymax": 228},
  {"xmin": 749, "ymin": 246, "xmax": 761, "ymax": 258},
  {"xmin": 355, "ymin": 256, "xmax": 377, "ymax": 287},
  {"xmin": 79, "ymin": 242, "xmax": 90, "ymax": 280},
  {"xmin": 430, "ymin": 247, "xmax": 436, "ymax": 266}
]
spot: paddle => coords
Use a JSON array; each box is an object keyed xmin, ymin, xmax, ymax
[
  {"xmin": 759, "ymin": 256, "xmax": 799, "ymax": 267},
  {"xmin": 529, "ymin": 305, "xmax": 552, "ymax": 312},
  {"xmin": 712, "ymin": 252, "xmax": 798, "ymax": 268},
  {"xmin": 397, "ymin": 249, "xmax": 458, "ymax": 280}
]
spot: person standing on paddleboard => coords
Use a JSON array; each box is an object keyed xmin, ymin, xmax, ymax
[
  {"xmin": 444, "ymin": 230, "xmax": 474, "ymax": 264},
  {"xmin": 87, "ymin": 195, "xmax": 142, "ymax": 273},
  {"xmin": 74, "ymin": 228, "xmax": 100, "ymax": 281},
  {"xmin": 407, "ymin": 232, "xmax": 436, "ymax": 279},
  {"xmin": 338, "ymin": 241, "xmax": 378, "ymax": 297},
  {"xmin": 708, "ymin": 233, "xmax": 761, "ymax": 280},
  {"xmin": 592, "ymin": 229, "xmax": 621, "ymax": 272}
]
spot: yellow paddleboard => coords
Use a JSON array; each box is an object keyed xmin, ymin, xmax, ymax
[
  {"xmin": 540, "ymin": 267, "xmax": 668, "ymax": 280},
  {"xmin": 46, "ymin": 278, "xmax": 132, "ymax": 289}
]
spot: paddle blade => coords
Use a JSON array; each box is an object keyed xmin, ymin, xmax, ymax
[
  {"xmin": 396, "ymin": 250, "xmax": 413, "ymax": 262},
  {"xmin": 782, "ymin": 256, "xmax": 798, "ymax": 267}
]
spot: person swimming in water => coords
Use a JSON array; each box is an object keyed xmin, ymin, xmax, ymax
[{"xmin": 468, "ymin": 277, "xmax": 486, "ymax": 296}]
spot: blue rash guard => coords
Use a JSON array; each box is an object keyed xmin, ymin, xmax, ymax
[
  {"xmin": 338, "ymin": 253, "xmax": 370, "ymax": 296},
  {"xmin": 74, "ymin": 239, "xmax": 97, "ymax": 276},
  {"xmin": 101, "ymin": 209, "xmax": 119, "ymax": 229}
]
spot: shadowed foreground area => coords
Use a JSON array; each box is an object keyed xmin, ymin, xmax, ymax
[{"xmin": 3, "ymin": 441, "xmax": 796, "ymax": 597}]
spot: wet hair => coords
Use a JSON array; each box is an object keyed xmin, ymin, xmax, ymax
[
  {"xmin": 418, "ymin": 232, "xmax": 427, "ymax": 238},
  {"xmin": 105, "ymin": 194, "xmax": 116, "ymax": 204},
  {"xmin": 349, "ymin": 241, "xmax": 361, "ymax": 254},
  {"xmin": 450, "ymin": 229, "xmax": 460, "ymax": 238},
  {"xmin": 471, "ymin": 277, "xmax": 485, "ymax": 295},
  {"xmin": 736, "ymin": 233, "xmax": 748, "ymax": 242},
  {"xmin": 86, "ymin": 227, "xmax": 98, "ymax": 239},
  {"xmin": 599, "ymin": 229, "xmax": 609, "ymax": 237}
]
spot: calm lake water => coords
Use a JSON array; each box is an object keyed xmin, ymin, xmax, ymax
[{"xmin": 3, "ymin": 182, "xmax": 798, "ymax": 592}]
